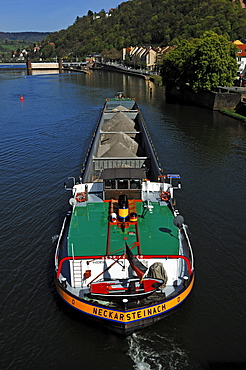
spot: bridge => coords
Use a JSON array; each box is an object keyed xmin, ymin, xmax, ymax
[
  {"xmin": 62, "ymin": 62, "xmax": 87, "ymax": 68},
  {"xmin": 26, "ymin": 60, "xmax": 89, "ymax": 74}
]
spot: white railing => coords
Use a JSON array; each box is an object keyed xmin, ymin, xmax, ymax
[{"xmin": 182, "ymin": 224, "xmax": 194, "ymax": 271}]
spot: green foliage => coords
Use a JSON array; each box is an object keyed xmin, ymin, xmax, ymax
[
  {"xmin": 220, "ymin": 109, "xmax": 246, "ymax": 124},
  {"xmin": 0, "ymin": 32, "xmax": 49, "ymax": 42},
  {"xmin": 38, "ymin": 0, "xmax": 246, "ymax": 59},
  {"xmin": 101, "ymin": 48, "xmax": 122, "ymax": 61},
  {"xmin": 161, "ymin": 31, "xmax": 238, "ymax": 91},
  {"xmin": 41, "ymin": 43, "xmax": 55, "ymax": 59},
  {"xmin": 149, "ymin": 74, "xmax": 163, "ymax": 85},
  {"xmin": 0, "ymin": 39, "xmax": 30, "ymax": 60}
]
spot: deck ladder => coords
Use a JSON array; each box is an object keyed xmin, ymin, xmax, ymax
[{"xmin": 73, "ymin": 260, "xmax": 82, "ymax": 287}]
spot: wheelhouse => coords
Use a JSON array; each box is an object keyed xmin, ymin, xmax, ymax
[{"xmin": 101, "ymin": 168, "xmax": 146, "ymax": 200}]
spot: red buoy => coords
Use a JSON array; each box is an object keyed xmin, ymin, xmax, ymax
[{"xmin": 20, "ymin": 95, "xmax": 24, "ymax": 101}]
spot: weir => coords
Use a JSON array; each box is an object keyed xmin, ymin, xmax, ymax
[
  {"xmin": 26, "ymin": 59, "xmax": 89, "ymax": 75},
  {"xmin": 26, "ymin": 59, "xmax": 63, "ymax": 74}
]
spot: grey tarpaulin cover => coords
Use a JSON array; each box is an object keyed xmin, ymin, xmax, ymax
[{"xmin": 147, "ymin": 262, "xmax": 168, "ymax": 287}]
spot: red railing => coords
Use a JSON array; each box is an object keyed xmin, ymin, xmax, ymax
[{"xmin": 56, "ymin": 254, "xmax": 193, "ymax": 279}]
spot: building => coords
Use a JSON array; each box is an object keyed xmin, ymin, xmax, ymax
[
  {"xmin": 122, "ymin": 46, "xmax": 156, "ymax": 70},
  {"xmin": 234, "ymin": 40, "xmax": 246, "ymax": 77},
  {"xmin": 122, "ymin": 45, "xmax": 175, "ymax": 71}
]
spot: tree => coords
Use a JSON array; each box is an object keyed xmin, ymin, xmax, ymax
[
  {"xmin": 101, "ymin": 48, "xmax": 121, "ymax": 61},
  {"xmin": 161, "ymin": 31, "xmax": 238, "ymax": 91},
  {"xmin": 41, "ymin": 43, "xmax": 55, "ymax": 59},
  {"xmin": 38, "ymin": 0, "xmax": 246, "ymax": 59}
]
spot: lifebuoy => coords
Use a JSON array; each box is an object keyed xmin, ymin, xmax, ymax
[
  {"xmin": 75, "ymin": 192, "xmax": 86, "ymax": 202},
  {"xmin": 160, "ymin": 191, "xmax": 171, "ymax": 202}
]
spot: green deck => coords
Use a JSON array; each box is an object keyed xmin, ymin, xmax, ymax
[{"xmin": 67, "ymin": 202, "xmax": 179, "ymax": 257}]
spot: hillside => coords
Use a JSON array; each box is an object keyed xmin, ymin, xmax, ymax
[
  {"xmin": 0, "ymin": 32, "xmax": 50, "ymax": 42},
  {"xmin": 0, "ymin": 32, "xmax": 51, "ymax": 61},
  {"xmin": 35, "ymin": 0, "xmax": 246, "ymax": 59}
]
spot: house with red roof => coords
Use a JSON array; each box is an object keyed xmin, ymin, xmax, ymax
[{"xmin": 234, "ymin": 40, "xmax": 246, "ymax": 77}]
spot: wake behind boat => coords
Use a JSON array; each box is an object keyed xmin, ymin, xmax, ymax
[{"xmin": 54, "ymin": 93, "xmax": 195, "ymax": 336}]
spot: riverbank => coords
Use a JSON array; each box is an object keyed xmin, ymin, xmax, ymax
[
  {"xmin": 166, "ymin": 85, "xmax": 245, "ymax": 111},
  {"xmin": 0, "ymin": 63, "xmax": 26, "ymax": 71},
  {"xmin": 167, "ymin": 85, "xmax": 246, "ymax": 121},
  {"xmin": 101, "ymin": 63, "xmax": 246, "ymax": 115},
  {"xmin": 220, "ymin": 108, "xmax": 246, "ymax": 124},
  {"xmin": 101, "ymin": 62, "xmax": 162, "ymax": 84}
]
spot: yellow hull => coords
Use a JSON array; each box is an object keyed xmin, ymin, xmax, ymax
[{"xmin": 55, "ymin": 274, "xmax": 194, "ymax": 334}]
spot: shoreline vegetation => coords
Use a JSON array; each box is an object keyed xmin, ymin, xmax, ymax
[
  {"xmin": 149, "ymin": 74, "xmax": 162, "ymax": 85},
  {"xmin": 219, "ymin": 108, "xmax": 246, "ymax": 124},
  {"xmin": 146, "ymin": 70, "xmax": 246, "ymax": 123}
]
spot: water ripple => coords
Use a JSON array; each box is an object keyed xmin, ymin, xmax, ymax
[{"xmin": 127, "ymin": 332, "xmax": 194, "ymax": 370}]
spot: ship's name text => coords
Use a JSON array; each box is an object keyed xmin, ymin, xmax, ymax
[{"xmin": 92, "ymin": 303, "xmax": 167, "ymax": 322}]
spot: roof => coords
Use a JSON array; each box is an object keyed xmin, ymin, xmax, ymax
[
  {"xmin": 235, "ymin": 43, "xmax": 246, "ymax": 57},
  {"xmin": 100, "ymin": 168, "xmax": 146, "ymax": 179}
]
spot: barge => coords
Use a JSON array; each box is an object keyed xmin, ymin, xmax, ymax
[{"xmin": 54, "ymin": 93, "xmax": 195, "ymax": 335}]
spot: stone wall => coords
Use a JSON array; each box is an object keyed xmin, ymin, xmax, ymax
[{"xmin": 167, "ymin": 86, "xmax": 242, "ymax": 110}]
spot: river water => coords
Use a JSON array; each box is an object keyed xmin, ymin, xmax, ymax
[{"xmin": 0, "ymin": 69, "xmax": 245, "ymax": 369}]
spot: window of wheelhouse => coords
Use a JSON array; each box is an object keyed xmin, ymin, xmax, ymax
[
  {"xmin": 130, "ymin": 179, "xmax": 141, "ymax": 189},
  {"xmin": 104, "ymin": 179, "xmax": 116, "ymax": 189},
  {"xmin": 118, "ymin": 179, "xmax": 128, "ymax": 189},
  {"xmin": 104, "ymin": 179, "xmax": 142, "ymax": 190}
]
